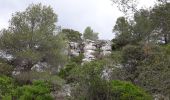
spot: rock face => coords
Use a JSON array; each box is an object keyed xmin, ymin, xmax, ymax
[
  {"xmin": 31, "ymin": 62, "xmax": 49, "ymax": 72},
  {"xmin": 68, "ymin": 39, "xmax": 112, "ymax": 63},
  {"xmin": 83, "ymin": 39, "xmax": 96, "ymax": 62},
  {"xmin": 102, "ymin": 67, "xmax": 113, "ymax": 81},
  {"xmin": 100, "ymin": 40, "xmax": 112, "ymax": 56},
  {"xmin": 52, "ymin": 84, "xmax": 71, "ymax": 100},
  {"xmin": 0, "ymin": 50, "xmax": 13, "ymax": 61},
  {"xmin": 68, "ymin": 42, "xmax": 82, "ymax": 57}
]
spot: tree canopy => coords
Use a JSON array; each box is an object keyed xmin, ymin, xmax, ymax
[
  {"xmin": 83, "ymin": 26, "xmax": 99, "ymax": 41},
  {"xmin": 62, "ymin": 29, "xmax": 82, "ymax": 42},
  {"xmin": 0, "ymin": 3, "xmax": 67, "ymax": 71}
]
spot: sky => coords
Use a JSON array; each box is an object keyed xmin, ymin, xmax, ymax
[{"xmin": 0, "ymin": 0, "xmax": 156, "ymax": 40}]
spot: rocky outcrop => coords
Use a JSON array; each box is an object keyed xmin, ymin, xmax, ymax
[
  {"xmin": 0, "ymin": 50, "xmax": 13, "ymax": 61},
  {"xmin": 68, "ymin": 39, "xmax": 112, "ymax": 63},
  {"xmin": 31, "ymin": 62, "xmax": 49, "ymax": 72},
  {"xmin": 100, "ymin": 40, "xmax": 112, "ymax": 56},
  {"xmin": 52, "ymin": 84, "xmax": 71, "ymax": 100},
  {"xmin": 68, "ymin": 42, "xmax": 80, "ymax": 57},
  {"xmin": 102, "ymin": 67, "xmax": 113, "ymax": 81},
  {"xmin": 83, "ymin": 39, "xmax": 96, "ymax": 62}
]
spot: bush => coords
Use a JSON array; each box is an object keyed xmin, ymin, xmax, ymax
[
  {"xmin": 58, "ymin": 62, "xmax": 78, "ymax": 83},
  {"xmin": 162, "ymin": 44, "xmax": 170, "ymax": 55},
  {"xmin": 12, "ymin": 80, "xmax": 53, "ymax": 100},
  {"xmin": 121, "ymin": 45, "xmax": 145, "ymax": 82},
  {"xmin": 68, "ymin": 60, "xmax": 152, "ymax": 100},
  {"xmin": 14, "ymin": 71, "xmax": 65, "ymax": 92},
  {"xmin": 0, "ymin": 76, "xmax": 55, "ymax": 100},
  {"xmin": 70, "ymin": 53, "xmax": 84, "ymax": 64},
  {"xmin": 110, "ymin": 80, "xmax": 152, "ymax": 100},
  {"xmin": 0, "ymin": 75, "xmax": 14, "ymax": 99},
  {"xmin": 0, "ymin": 62, "xmax": 13, "ymax": 76}
]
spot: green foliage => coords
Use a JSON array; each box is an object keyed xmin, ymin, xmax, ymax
[
  {"xmin": 0, "ymin": 61, "xmax": 13, "ymax": 76},
  {"xmin": 15, "ymin": 49, "xmax": 42, "ymax": 64},
  {"xmin": 137, "ymin": 45, "xmax": 170, "ymax": 95},
  {"xmin": 68, "ymin": 61, "xmax": 105, "ymax": 99},
  {"xmin": 69, "ymin": 61, "xmax": 104, "ymax": 82},
  {"xmin": 62, "ymin": 29, "xmax": 82, "ymax": 42},
  {"xmin": 113, "ymin": 43, "xmax": 170, "ymax": 96},
  {"xmin": 133, "ymin": 9, "xmax": 153, "ymax": 43},
  {"xmin": 112, "ymin": 17, "xmax": 132, "ymax": 49},
  {"xmin": 111, "ymin": 51, "xmax": 122, "ymax": 64},
  {"xmin": 150, "ymin": 3, "xmax": 170, "ymax": 44},
  {"xmin": 110, "ymin": 80, "xmax": 152, "ymax": 100},
  {"xmin": 112, "ymin": 10, "xmax": 154, "ymax": 50},
  {"xmin": 0, "ymin": 75, "xmax": 14, "ymax": 98},
  {"xmin": 0, "ymin": 3, "xmax": 67, "ymax": 71},
  {"xmin": 70, "ymin": 53, "xmax": 84, "ymax": 64},
  {"xmin": 58, "ymin": 62, "xmax": 77, "ymax": 79},
  {"xmin": 121, "ymin": 44, "xmax": 145, "ymax": 82},
  {"xmin": 14, "ymin": 71, "xmax": 65, "ymax": 88},
  {"xmin": 83, "ymin": 26, "xmax": 99, "ymax": 41},
  {"xmin": 68, "ymin": 60, "xmax": 152, "ymax": 100},
  {"xmin": 111, "ymin": 3, "xmax": 170, "ymax": 98},
  {"xmin": 162, "ymin": 44, "xmax": 170, "ymax": 55},
  {"xmin": 0, "ymin": 75, "xmax": 63, "ymax": 100},
  {"xmin": 12, "ymin": 80, "xmax": 53, "ymax": 100},
  {"xmin": 122, "ymin": 45, "xmax": 145, "ymax": 63}
]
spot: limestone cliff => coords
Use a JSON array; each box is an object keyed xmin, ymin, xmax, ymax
[{"xmin": 68, "ymin": 39, "xmax": 112, "ymax": 62}]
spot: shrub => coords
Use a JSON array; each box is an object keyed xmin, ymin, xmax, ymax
[
  {"xmin": 12, "ymin": 80, "xmax": 53, "ymax": 100},
  {"xmin": 58, "ymin": 62, "xmax": 78, "ymax": 81},
  {"xmin": 68, "ymin": 60, "xmax": 152, "ymax": 100},
  {"xmin": 0, "ymin": 62, "xmax": 13, "ymax": 76},
  {"xmin": 70, "ymin": 53, "xmax": 84, "ymax": 64},
  {"xmin": 13, "ymin": 71, "xmax": 65, "ymax": 93},
  {"xmin": 0, "ymin": 75, "xmax": 14, "ymax": 99},
  {"xmin": 110, "ymin": 80, "xmax": 152, "ymax": 100},
  {"xmin": 121, "ymin": 45, "xmax": 145, "ymax": 82}
]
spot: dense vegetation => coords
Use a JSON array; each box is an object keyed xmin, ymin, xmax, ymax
[{"xmin": 0, "ymin": 1, "xmax": 170, "ymax": 100}]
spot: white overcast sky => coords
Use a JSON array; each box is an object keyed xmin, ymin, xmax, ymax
[{"xmin": 0, "ymin": 0, "xmax": 156, "ymax": 40}]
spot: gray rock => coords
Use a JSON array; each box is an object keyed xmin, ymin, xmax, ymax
[
  {"xmin": 68, "ymin": 39, "xmax": 112, "ymax": 63},
  {"xmin": 101, "ymin": 67, "xmax": 113, "ymax": 81},
  {"xmin": 31, "ymin": 62, "xmax": 49, "ymax": 72},
  {"xmin": 0, "ymin": 50, "xmax": 14, "ymax": 61}
]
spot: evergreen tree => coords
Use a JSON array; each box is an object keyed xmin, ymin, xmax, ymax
[
  {"xmin": 0, "ymin": 4, "xmax": 67, "ymax": 71},
  {"xmin": 83, "ymin": 26, "xmax": 99, "ymax": 41}
]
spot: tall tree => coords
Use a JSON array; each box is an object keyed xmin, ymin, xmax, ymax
[
  {"xmin": 83, "ymin": 26, "xmax": 99, "ymax": 41},
  {"xmin": 133, "ymin": 9, "xmax": 153, "ymax": 42},
  {"xmin": 150, "ymin": 3, "xmax": 170, "ymax": 44},
  {"xmin": 112, "ymin": 9, "xmax": 155, "ymax": 50},
  {"xmin": 112, "ymin": 17, "xmax": 132, "ymax": 49},
  {"xmin": 0, "ymin": 4, "xmax": 67, "ymax": 71}
]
